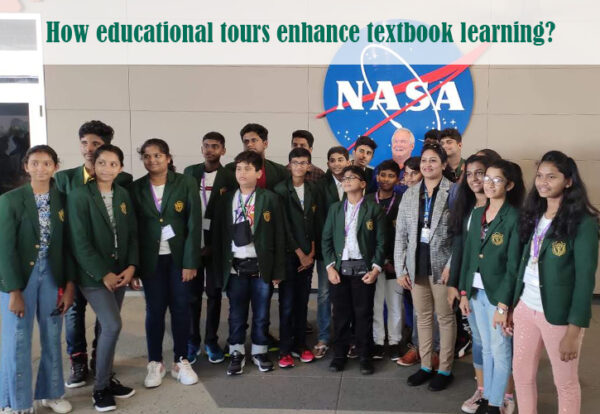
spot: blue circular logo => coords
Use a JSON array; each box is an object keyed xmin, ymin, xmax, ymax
[{"xmin": 321, "ymin": 20, "xmax": 476, "ymax": 168}]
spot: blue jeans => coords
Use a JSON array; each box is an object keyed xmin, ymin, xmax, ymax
[
  {"xmin": 226, "ymin": 272, "xmax": 271, "ymax": 355},
  {"xmin": 143, "ymin": 254, "xmax": 191, "ymax": 363},
  {"xmin": 316, "ymin": 260, "xmax": 331, "ymax": 344},
  {"xmin": 467, "ymin": 304, "xmax": 483, "ymax": 370},
  {"xmin": 471, "ymin": 289, "xmax": 512, "ymax": 407},
  {"xmin": 278, "ymin": 255, "xmax": 313, "ymax": 354},
  {"xmin": 0, "ymin": 257, "xmax": 64, "ymax": 411}
]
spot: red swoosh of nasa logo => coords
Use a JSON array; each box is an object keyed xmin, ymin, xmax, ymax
[{"xmin": 317, "ymin": 44, "xmax": 489, "ymax": 151}]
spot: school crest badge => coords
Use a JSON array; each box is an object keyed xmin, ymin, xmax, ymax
[
  {"xmin": 120, "ymin": 202, "xmax": 127, "ymax": 215},
  {"xmin": 366, "ymin": 219, "xmax": 374, "ymax": 231},
  {"xmin": 263, "ymin": 211, "xmax": 271, "ymax": 222},
  {"xmin": 174, "ymin": 201, "xmax": 184, "ymax": 213},
  {"xmin": 58, "ymin": 209, "xmax": 65, "ymax": 222},
  {"xmin": 491, "ymin": 232, "xmax": 503, "ymax": 246},
  {"xmin": 552, "ymin": 241, "xmax": 567, "ymax": 257}
]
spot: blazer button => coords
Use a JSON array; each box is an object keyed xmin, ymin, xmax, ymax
[
  {"xmin": 35, "ymin": 244, "xmax": 40, "ymax": 249},
  {"xmin": 159, "ymin": 218, "xmax": 164, "ymax": 223},
  {"xmin": 29, "ymin": 261, "xmax": 34, "ymax": 266},
  {"xmin": 111, "ymin": 254, "xmax": 115, "ymax": 258},
  {"xmin": 478, "ymin": 254, "xmax": 484, "ymax": 259}
]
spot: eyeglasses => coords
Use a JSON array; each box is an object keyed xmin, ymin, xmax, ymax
[
  {"xmin": 290, "ymin": 161, "xmax": 310, "ymax": 167},
  {"xmin": 341, "ymin": 176, "xmax": 362, "ymax": 182},
  {"xmin": 483, "ymin": 176, "xmax": 506, "ymax": 185}
]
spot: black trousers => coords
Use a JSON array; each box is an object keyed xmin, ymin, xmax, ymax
[
  {"xmin": 330, "ymin": 273, "xmax": 375, "ymax": 359},
  {"xmin": 189, "ymin": 257, "xmax": 222, "ymax": 347}
]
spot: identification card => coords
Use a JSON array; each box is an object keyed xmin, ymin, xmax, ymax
[
  {"xmin": 420, "ymin": 227, "xmax": 431, "ymax": 244},
  {"xmin": 203, "ymin": 218, "xmax": 211, "ymax": 231},
  {"xmin": 161, "ymin": 225, "xmax": 176, "ymax": 241}
]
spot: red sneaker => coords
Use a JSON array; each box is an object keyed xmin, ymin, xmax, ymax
[
  {"xmin": 278, "ymin": 354, "xmax": 295, "ymax": 369},
  {"xmin": 299, "ymin": 349, "xmax": 315, "ymax": 363}
]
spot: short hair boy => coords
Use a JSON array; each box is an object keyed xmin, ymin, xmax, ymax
[
  {"xmin": 352, "ymin": 136, "xmax": 377, "ymax": 194},
  {"xmin": 439, "ymin": 128, "xmax": 464, "ymax": 182}
]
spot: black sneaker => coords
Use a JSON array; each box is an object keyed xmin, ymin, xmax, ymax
[
  {"xmin": 108, "ymin": 375, "xmax": 135, "ymax": 399},
  {"xmin": 347, "ymin": 344, "xmax": 358, "ymax": 359},
  {"xmin": 407, "ymin": 368, "xmax": 435, "ymax": 386},
  {"xmin": 360, "ymin": 358, "xmax": 374, "ymax": 375},
  {"xmin": 428, "ymin": 372, "xmax": 454, "ymax": 391},
  {"xmin": 227, "ymin": 351, "xmax": 245, "ymax": 375},
  {"xmin": 372, "ymin": 344, "xmax": 385, "ymax": 360},
  {"xmin": 93, "ymin": 388, "xmax": 116, "ymax": 412},
  {"xmin": 65, "ymin": 353, "xmax": 88, "ymax": 388},
  {"xmin": 329, "ymin": 357, "xmax": 347, "ymax": 372},
  {"xmin": 474, "ymin": 399, "xmax": 489, "ymax": 414},
  {"xmin": 267, "ymin": 333, "xmax": 280, "ymax": 352},
  {"xmin": 389, "ymin": 344, "xmax": 401, "ymax": 361},
  {"xmin": 252, "ymin": 353, "xmax": 274, "ymax": 372}
]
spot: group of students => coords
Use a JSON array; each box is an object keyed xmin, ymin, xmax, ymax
[{"xmin": 0, "ymin": 121, "xmax": 596, "ymax": 414}]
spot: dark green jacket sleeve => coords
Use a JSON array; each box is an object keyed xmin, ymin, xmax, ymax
[
  {"xmin": 372, "ymin": 204, "xmax": 387, "ymax": 269},
  {"xmin": 0, "ymin": 195, "xmax": 24, "ymax": 291},
  {"xmin": 123, "ymin": 192, "xmax": 139, "ymax": 269},
  {"xmin": 321, "ymin": 206, "xmax": 337, "ymax": 267},
  {"xmin": 182, "ymin": 176, "xmax": 203, "ymax": 270}
]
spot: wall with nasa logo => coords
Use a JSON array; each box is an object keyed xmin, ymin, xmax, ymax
[{"xmin": 43, "ymin": 64, "xmax": 600, "ymax": 290}]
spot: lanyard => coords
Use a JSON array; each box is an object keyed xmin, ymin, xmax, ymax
[
  {"xmin": 344, "ymin": 197, "xmax": 364, "ymax": 236},
  {"xmin": 375, "ymin": 192, "xmax": 396, "ymax": 216},
  {"xmin": 423, "ymin": 191, "xmax": 433, "ymax": 228},
  {"xmin": 236, "ymin": 190, "xmax": 255, "ymax": 223},
  {"xmin": 149, "ymin": 183, "xmax": 162, "ymax": 213},
  {"xmin": 532, "ymin": 217, "xmax": 552, "ymax": 263}
]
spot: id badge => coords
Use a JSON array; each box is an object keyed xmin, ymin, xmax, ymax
[
  {"xmin": 161, "ymin": 224, "xmax": 176, "ymax": 241},
  {"xmin": 420, "ymin": 227, "xmax": 431, "ymax": 244}
]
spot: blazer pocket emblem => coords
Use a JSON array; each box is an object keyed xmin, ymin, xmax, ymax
[
  {"xmin": 174, "ymin": 201, "xmax": 184, "ymax": 213},
  {"xmin": 120, "ymin": 202, "xmax": 127, "ymax": 215},
  {"xmin": 366, "ymin": 219, "xmax": 374, "ymax": 231},
  {"xmin": 263, "ymin": 211, "xmax": 271, "ymax": 222},
  {"xmin": 58, "ymin": 209, "xmax": 65, "ymax": 222},
  {"xmin": 491, "ymin": 232, "xmax": 503, "ymax": 246},
  {"xmin": 552, "ymin": 241, "xmax": 567, "ymax": 257}
]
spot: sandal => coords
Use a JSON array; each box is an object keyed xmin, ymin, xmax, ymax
[{"xmin": 313, "ymin": 342, "xmax": 329, "ymax": 359}]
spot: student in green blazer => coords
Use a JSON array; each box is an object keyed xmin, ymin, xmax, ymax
[
  {"xmin": 212, "ymin": 150, "xmax": 285, "ymax": 376},
  {"xmin": 183, "ymin": 131, "xmax": 236, "ymax": 364},
  {"xmin": 273, "ymin": 148, "xmax": 324, "ymax": 368},
  {"xmin": 512, "ymin": 151, "xmax": 599, "ymax": 414},
  {"xmin": 0, "ymin": 146, "xmax": 74, "ymax": 413},
  {"xmin": 322, "ymin": 165, "xmax": 386, "ymax": 375},
  {"xmin": 458, "ymin": 160, "xmax": 525, "ymax": 413},
  {"xmin": 53, "ymin": 120, "xmax": 132, "ymax": 389},
  {"xmin": 67, "ymin": 145, "xmax": 138, "ymax": 411},
  {"xmin": 312, "ymin": 146, "xmax": 351, "ymax": 358},
  {"xmin": 129, "ymin": 139, "xmax": 202, "ymax": 388}
]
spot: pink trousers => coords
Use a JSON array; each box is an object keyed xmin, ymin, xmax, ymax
[{"xmin": 512, "ymin": 301, "xmax": 584, "ymax": 414}]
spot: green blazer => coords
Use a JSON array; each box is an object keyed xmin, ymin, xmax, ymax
[
  {"xmin": 212, "ymin": 188, "xmax": 285, "ymax": 288},
  {"xmin": 67, "ymin": 181, "xmax": 139, "ymax": 288},
  {"xmin": 0, "ymin": 182, "xmax": 69, "ymax": 292},
  {"xmin": 54, "ymin": 165, "xmax": 133, "ymax": 194},
  {"xmin": 513, "ymin": 214, "xmax": 599, "ymax": 327},
  {"xmin": 225, "ymin": 158, "xmax": 289, "ymax": 190},
  {"xmin": 321, "ymin": 197, "xmax": 386, "ymax": 271},
  {"xmin": 129, "ymin": 171, "xmax": 202, "ymax": 278},
  {"xmin": 365, "ymin": 192, "xmax": 401, "ymax": 264},
  {"xmin": 448, "ymin": 209, "xmax": 473, "ymax": 289},
  {"xmin": 459, "ymin": 202, "xmax": 522, "ymax": 306},
  {"xmin": 273, "ymin": 178, "xmax": 324, "ymax": 255}
]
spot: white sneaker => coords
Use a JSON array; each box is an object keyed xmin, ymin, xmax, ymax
[
  {"xmin": 171, "ymin": 358, "xmax": 198, "ymax": 385},
  {"xmin": 41, "ymin": 399, "xmax": 73, "ymax": 414},
  {"xmin": 501, "ymin": 398, "xmax": 516, "ymax": 414},
  {"xmin": 144, "ymin": 361, "xmax": 166, "ymax": 388}
]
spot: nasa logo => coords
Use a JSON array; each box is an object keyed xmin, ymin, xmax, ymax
[{"xmin": 320, "ymin": 20, "xmax": 480, "ymax": 167}]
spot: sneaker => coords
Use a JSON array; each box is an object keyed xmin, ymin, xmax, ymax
[
  {"xmin": 187, "ymin": 342, "xmax": 201, "ymax": 364},
  {"xmin": 171, "ymin": 358, "xmax": 199, "ymax": 385},
  {"xmin": 252, "ymin": 353, "xmax": 274, "ymax": 372},
  {"xmin": 267, "ymin": 333, "xmax": 280, "ymax": 352},
  {"xmin": 407, "ymin": 368, "xmax": 435, "ymax": 386},
  {"xmin": 389, "ymin": 344, "xmax": 401, "ymax": 361},
  {"xmin": 501, "ymin": 398, "xmax": 515, "ymax": 414},
  {"xmin": 92, "ymin": 388, "xmax": 116, "ymax": 412},
  {"xmin": 428, "ymin": 372, "xmax": 454, "ymax": 391},
  {"xmin": 227, "ymin": 351, "xmax": 245, "ymax": 375},
  {"xmin": 144, "ymin": 361, "xmax": 166, "ymax": 388},
  {"xmin": 312, "ymin": 342, "xmax": 329, "ymax": 359},
  {"xmin": 397, "ymin": 346, "xmax": 420, "ymax": 367},
  {"xmin": 360, "ymin": 358, "xmax": 374, "ymax": 375},
  {"xmin": 205, "ymin": 343, "xmax": 225, "ymax": 364},
  {"xmin": 329, "ymin": 357, "xmax": 347, "ymax": 372},
  {"xmin": 461, "ymin": 388, "xmax": 484, "ymax": 413},
  {"xmin": 278, "ymin": 354, "xmax": 295, "ymax": 368},
  {"xmin": 65, "ymin": 353, "xmax": 88, "ymax": 388},
  {"xmin": 474, "ymin": 399, "xmax": 489, "ymax": 414},
  {"xmin": 347, "ymin": 344, "xmax": 358, "ymax": 359},
  {"xmin": 298, "ymin": 349, "xmax": 315, "ymax": 363},
  {"xmin": 455, "ymin": 337, "xmax": 473, "ymax": 359},
  {"xmin": 372, "ymin": 344, "xmax": 385, "ymax": 360},
  {"xmin": 432, "ymin": 352, "xmax": 440, "ymax": 371},
  {"xmin": 223, "ymin": 344, "xmax": 231, "ymax": 358},
  {"xmin": 41, "ymin": 399, "xmax": 73, "ymax": 413},
  {"xmin": 108, "ymin": 375, "xmax": 135, "ymax": 399}
]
